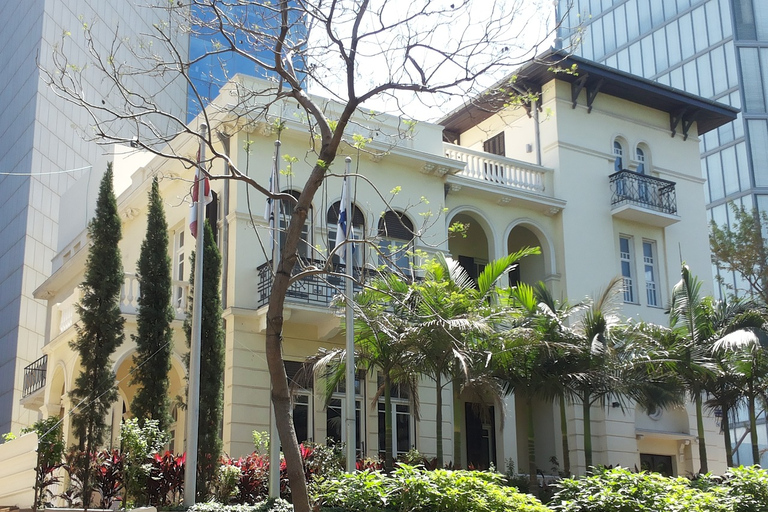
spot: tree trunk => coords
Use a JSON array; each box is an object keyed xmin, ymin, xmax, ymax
[
  {"xmin": 559, "ymin": 395, "xmax": 571, "ymax": 475},
  {"xmin": 722, "ymin": 405, "xmax": 733, "ymax": 468},
  {"xmin": 749, "ymin": 386, "xmax": 760, "ymax": 465},
  {"xmin": 453, "ymin": 386, "xmax": 462, "ymax": 469},
  {"xmin": 526, "ymin": 396, "xmax": 537, "ymax": 491},
  {"xmin": 695, "ymin": 392, "xmax": 708, "ymax": 474},
  {"xmin": 264, "ymin": 155, "xmax": 337, "ymax": 512},
  {"xmin": 384, "ymin": 373, "xmax": 394, "ymax": 471},
  {"xmin": 435, "ymin": 374, "xmax": 443, "ymax": 466},
  {"xmin": 582, "ymin": 393, "xmax": 592, "ymax": 470}
]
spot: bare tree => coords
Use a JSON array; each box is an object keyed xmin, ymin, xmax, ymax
[{"xmin": 44, "ymin": 1, "xmax": 564, "ymax": 510}]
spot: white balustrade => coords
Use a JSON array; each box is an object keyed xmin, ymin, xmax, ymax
[
  {"xmin": 444, "ymin": 143, "xmax": 550, "ymax": 193},
  {"xmin": 121, "ymin": 273, "xmax": 189, "ymax": 320}
]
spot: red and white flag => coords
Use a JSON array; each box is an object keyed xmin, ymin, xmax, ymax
[{"xmin": 189, "ymin": 148, "xmax": 213, "ymax": 238}]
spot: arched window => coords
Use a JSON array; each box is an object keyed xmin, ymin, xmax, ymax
[
  {"xmin": 377, "ymin": 210, "xmax": 415, "ymax": 271},
  {"xmin": 636, "ymin": 147, "xmax": 646, "ymax": 174},
  {"xmin": 279, "ymin": 190, "xmax": 312, "ymax": 259},
  {"xmin": 327, "ymin": 201, "xmax": 365, "ymax": 266},
  {"xmin": 613, "ymin": 140, "xmax": 624, "ymax": 172}
]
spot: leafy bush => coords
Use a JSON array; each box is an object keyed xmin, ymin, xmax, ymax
[
  {"xmin": 22, "ymin": 417, "xmax": 66, "ymax": 509},
  {"xmin": 550, "ymin": 467, "xmax": 733, "ymax": 512},
  {"xmin": 188, "ymin": 498, "xmax": 293, "ymax": 512},
  {"xmin": 147, "ymin": 451, "xmax": 186, "ymax": 507},
  {"xmin": 312, "ymin": 464, "xmax": 550, "ymax": 512},
  {"xmin": 723, "ymin": 466, "xmax": 768, "ymax": 512},
  {"xmin": 121, "ymin": 418, "xmax": 171, "ymax": 506}
]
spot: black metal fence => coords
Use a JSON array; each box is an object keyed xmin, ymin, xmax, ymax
[
  {"xmin": 23, "ymin": 354, "xmax": 47, "ymax": 398},
  {"xmin": 609, "ymin": 170, "xmax": 677, "ymax": 215},
  {"xmin": 257, "ymin": 259, "xmax": 363, "ymax": 308}
]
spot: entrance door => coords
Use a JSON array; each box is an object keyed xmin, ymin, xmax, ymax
[
  {"xmin": 640, "ymin": 453, "xmax": 673, "ymax": 476},
  {"xmin": 465, "ymin": 403, "xmax": 496, "ymax": 470}
]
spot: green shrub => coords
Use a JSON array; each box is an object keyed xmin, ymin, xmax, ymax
[
  {"xmin": 312, "ymin": 464, "xmax": 549, "ymax": 512},
  {"xmin": 723, "ymin": 466, "xmax": 768, "ymax": 512},
  {"xmin": 550, "ymin": 467, "xmax": 733, "ymax": 512},
  {"xmin": 188, "ymin": 498, "xmax": 292, "ymax": 512}
]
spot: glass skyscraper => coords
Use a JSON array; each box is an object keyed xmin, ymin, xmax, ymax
[
  {"xmin": 188, "ymin": 2, "xmax": 305, "ymax": 121},
  {"xmin": 555, "ymin": 0, "xmax": 768, "ymax": 466}
]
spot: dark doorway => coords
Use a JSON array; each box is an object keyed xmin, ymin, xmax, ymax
[
  {"xmin": 465, "ymin": 403, "xmax": 496, "ymax": 470},
  {"xmin": 640, "ymin": 453, "xmax": 673, "ymax": 476}
]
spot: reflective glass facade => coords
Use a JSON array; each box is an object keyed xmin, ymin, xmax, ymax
[
  {"xmin": 557, "ymin": 0, "xmax": 768, "ymax": 295},
  {"xmin": 188, "ymin": 2, "xmax": 305, "ymax": 121}
]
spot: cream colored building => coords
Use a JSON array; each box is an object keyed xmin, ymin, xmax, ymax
[{"xmin": 23, "ymin": 52, "xmax": 738, "ymax": 478}]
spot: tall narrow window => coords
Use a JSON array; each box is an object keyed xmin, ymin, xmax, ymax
[
  {"xmin": 378, "ymin": 375, "xmax": 414, "ymax": 459},
  {"xmin": 327, "ymin": 373, "xmax": 364, "ymax": 456},
  {"xmin": 613, "ymin": 140, "xmax": 624, "ymax": 172},
  {"xmin": 279, "ymin": 190, "xmax": 312, "ymax": 259},
  {"xmin": 643, "ymin": 241, "xmax": 659, "ymax": 307},
  {"xmin": 173, "ymin": 229, "xmax": 186, "ymax": 310},
  {"xmin": 285, "ymin": 360, "xmax": 313, "ymax": 444},
  {"xmin": 483, "ymin": 133, "xmax": 505, "ymax": 183},
  {"xmin": 620, "ymin": 236, "xmax": 635, "ymax": 303},
  {"xmin": 636, "ymin": 147, "xmax": 646, "ymax": 174},
  {"xmin": 378, "ymin": 211, "xmax": 414, "ymax": 272},
  {"xmin": 328, "ymin": 201, "xmax": 366, "ymax": 268},
  {"xmin": 483, "ymin": 133, "xmax": 505, "ymax": 156}
]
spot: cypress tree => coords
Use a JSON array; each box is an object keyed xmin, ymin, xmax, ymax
[
  {"xmin": 130, "ymin": 177, "xmax": 174, "ymax": 431},
  {"xmin": 183, "ymin": 220, "xmax": 224, "ymax": 499},
  {"xmin": 69, "ymin": 163, "xmax": 125, "ymax": 504}
]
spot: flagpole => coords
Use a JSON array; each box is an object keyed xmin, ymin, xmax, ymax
[
  {"xmin": 184, "ymin": 123, "xmax": 208, "ymax": 506},
  {"xmin": 344, "ymin": 156, "xmax": 356, "ymax": 472},
  {"xmin": 269, "ymin": 140, "xmax": 282, "ymax": 498}
]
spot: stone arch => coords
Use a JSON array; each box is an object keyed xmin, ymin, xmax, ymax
[
  {"xmin": 505, "ymin": 218, "xmax": 556, "ymax": 286},
  {"xmin": 447, "ymin": 207, "xmax": 497, "ymax": 281}
]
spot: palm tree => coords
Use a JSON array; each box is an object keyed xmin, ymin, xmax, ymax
[
  {"xmin": 711, "ymin": 304, "xmax": 768, "ymax": 465},
  {"xmin": 559, "ymin": 277, "xmax": 637, "ymax": 470},
  {"xmin": 668, "ymin": 264, "xmax": 718, "ymax": 473},
  {"xmin": 494, "ymin": 282, "xmax": 577, "ymax": 487},
  {"xmin": 353, "ymin": 272, "xmax": 422, "ymax": 470},
  {"xmin": 310, "ymin": 271, "xmax": 421, "ymax": 471},
  {"xmin": 408, "ymin": 250, "xmax": 539, "ymax": 466}
]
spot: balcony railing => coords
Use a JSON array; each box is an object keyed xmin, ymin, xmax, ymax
[
  {"xmin": 444, "ymin": 143, "xmax": 549, "ymax": 193},
  {"xmin": 257, "ymin": 259, "xmax": 364, "ymax": 308},
  {"xmin": 609, "ymin": 170, "xmax": 677, "ymax": 215},
  {"xmin": 121, "ymin": 273, "xmax": 189, "ymax": 320},
  {"xmin": 23, "ymin": 354, "xmax": 47, "ymax": 398}
]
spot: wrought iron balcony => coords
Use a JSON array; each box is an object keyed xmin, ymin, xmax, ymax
[
  {"xmin": 23, "ymin": 354, "xmax": 47, "ymax": 398},
  {"xmin": 257, "ymin": 259, "xmax": 364, "ymax": 308},
  {"xmin": 609, "ymin": 170, "xmax": 679, "ymax": 227}
]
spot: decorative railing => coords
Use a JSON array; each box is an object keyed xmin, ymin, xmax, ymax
[
  {"xmin": 609, "ymin": 170, "xmax": 677, "ymax": 216},
  {"xmin": 257, "ymin": 259, "xmax": 364, "ymax": 308},
  {"xmin": 23, "ymin": 354, "xmax": 47, "ymax": 398},
  {"xmin": 444, "ymin": 143, "xmax": 549, "ymax": 193},
  {"xmin": 121, "ymin": 273, "xmax": 189, "ymax": 320}
]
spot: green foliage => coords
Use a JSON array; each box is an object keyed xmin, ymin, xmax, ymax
[
  {"xmin": 724, "ymin": 466, "xmax": 768, "ymax": 512},
  {"xmin": 69, "ymin": 163, "xmax": 124, "ymax": 504},
  {"xmin": 2, "ymin": 432, "xmax": 16, "ymax": 442},
  {"xmin": 252, "ymin": 430, "xmax": 270, "ymax": 455},
  {"xmin": 22, "ymin": 417, "xmax": 66, "ymax": 509},
  {"xmin": 710, "ymin": 203, "xmax": 768, "ymax": 303},
  {"xmin": 216, "ymin": 464, "xmax": 242, "ymax": 503},
  {"xmin": 312, "ymin": 465, "xmax": 549, "ymax": 512},
  {"xmin": 188, "ymin": 498, "xmax": 293, "ymax": 512},
  {"xmin": 184, "ymin": 220, "xmax": 225, "ymax": 500},
  {"xmin": 550, "ymin": 467, "xmax": 733, "ymax": 512},
  {"xmin": 131, "ymin": 177, "xmax": 174, "ymax": 431},
  {"xmin": 120, "ymin": 418, "xmax": 170, "ymax": 506}
]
